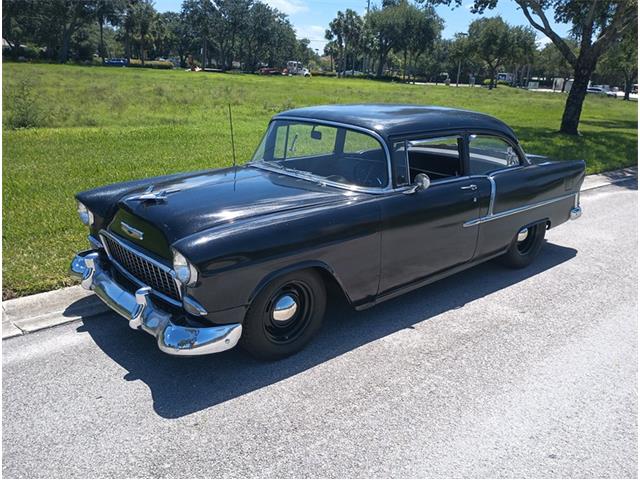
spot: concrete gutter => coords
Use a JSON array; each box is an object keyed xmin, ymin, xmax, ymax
[{"xmin": 2, "ymin": 166, "xmax": 637, "ymax": 340}]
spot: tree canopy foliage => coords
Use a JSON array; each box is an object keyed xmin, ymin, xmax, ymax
[
  {"xmin": 423, "ymin": 0, "xmax": 638, "ymax": 133},
  {"xmin": 2, "ymin": 0, "xmax": 315, "ymax": 70}
]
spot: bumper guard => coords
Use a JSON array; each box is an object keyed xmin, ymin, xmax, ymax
[{"xmin": 70, "ymin": 250, "xmax": 242, "ymax": 356}]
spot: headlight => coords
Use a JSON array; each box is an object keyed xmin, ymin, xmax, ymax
[
  {"xmin": 172, "ymin": 249, "xmax": 198, "ymax": 286},
  {"xmin": 77, "ymin": 201, "xmax": 94, "ymax": 226}
]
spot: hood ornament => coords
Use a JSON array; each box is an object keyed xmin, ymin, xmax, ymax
[{"xmin": 127, "ymin": 185, "xmax": 181, "ymax": 203}]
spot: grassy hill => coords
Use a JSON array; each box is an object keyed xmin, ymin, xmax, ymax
[{"xmin": 3, "ymin": 63, "xmax": 637, "ymax": 298}]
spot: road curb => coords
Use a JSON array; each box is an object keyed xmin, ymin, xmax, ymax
[{"xmin": 2, "ymin": 166, "xmax": 637, "ymax": 340}]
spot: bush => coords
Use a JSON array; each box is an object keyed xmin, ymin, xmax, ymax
[
  {"xmin": 310, "ymin": 71, "xmax": 337, "ymax": 77},
  {"xmin": 127, "ymin": 59, "xmax": 173, "ymax": 69},
  {"xmin": 4, "ymin": 79, "xmax": 47, "ymax": 129}
]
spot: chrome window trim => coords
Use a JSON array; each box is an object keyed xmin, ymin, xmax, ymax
[
  {"xmin": 251, "ymin": 116, "xmax": 394, "ymax": 194},
  {"xmin": 487, "ymin": 176, "xmax": 496, "ymax": 216},
  {"xmin": 463, "ymin": 192, "xmax": 577, "ymax": 227},
  {"xmin": 99, "ymin": 229, "xmax": 183, "ymax": 305},
  {"xmin": 467, "ymin": 132, "xmax": 528, "ymax": 167}
]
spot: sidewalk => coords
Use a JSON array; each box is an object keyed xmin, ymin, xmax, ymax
[{"xmin": 3, "ymin": 166, "xmax": 637, "ymax": 340}]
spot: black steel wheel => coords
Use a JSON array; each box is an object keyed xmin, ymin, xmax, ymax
[
  {"xmin": 497, "ymin": 223, "xmax": 546, "ymax": 269},
  {"xmin": 241, "ymin": 270, "xmax": 326, "ymax": 360}
]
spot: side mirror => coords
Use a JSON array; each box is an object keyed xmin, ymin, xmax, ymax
[{"xmin": 403, "ymin": 173, "xmax": 431, "ymax": 194}]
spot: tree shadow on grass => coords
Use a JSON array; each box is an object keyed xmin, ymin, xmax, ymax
[
  {"xmin": 579, "ymin": 118, "xmax": 638, "ymax": 131},
  {"xmin": 74, "ymin": 241, "xmax": 577, "ymax": 419},
  {"xmin": 514, "ymin": 126, "xmax": 637, "ymax": 172}
]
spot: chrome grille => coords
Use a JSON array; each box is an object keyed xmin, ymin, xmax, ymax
[{"xmin": 101, "ymin": 233, "xmax": 181, "ymax": 302}]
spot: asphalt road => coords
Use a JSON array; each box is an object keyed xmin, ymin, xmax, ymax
[{"xmin": 3, "ymin": 181, "xmax": 637, "ymax": 478}]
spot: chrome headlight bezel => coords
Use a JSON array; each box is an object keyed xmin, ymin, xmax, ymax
[
  {"xmin": 77, "ymin": 201, "xmax": 94, "ymax": 226},
  {"xmin": 172, "ymin": 249, "xmax": 198, "ymax": 287}
]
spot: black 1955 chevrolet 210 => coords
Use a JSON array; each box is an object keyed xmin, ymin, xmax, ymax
[{"xmin": 71, "ymin": 105, "xmax": 585, "ymax": 359}]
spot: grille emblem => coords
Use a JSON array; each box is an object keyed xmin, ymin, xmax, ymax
[{"xmin": 120, "ymin": 222, "xmax": 144, "ymax": 240}]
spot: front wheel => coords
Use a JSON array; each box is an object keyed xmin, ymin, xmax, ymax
[
  {"xmin": 240, "ymin": 270, "xmax": 326, "ymax": 360},
  {"xmin": 497, "ymin": 223, "xmax": 546, "ymax": 269}
]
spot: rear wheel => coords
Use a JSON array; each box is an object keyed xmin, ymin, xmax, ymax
[
  {"xmin": 240, "ymin": 270, "xmax": 326, "ymax": 360},
  {"xmin": 498, "ymin": 223, "xmax": 546, "ymax": 268}
]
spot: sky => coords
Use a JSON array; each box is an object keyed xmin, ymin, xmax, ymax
[{"xmin": 154, "ymin": 0, "xmax": 571, "ymax": 53}]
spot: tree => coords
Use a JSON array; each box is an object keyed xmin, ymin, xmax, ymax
[
  {"xmin": 132, "ymin": 0, "xmax": 155, "ymax": 65},
  {"xmin": 428, "ymin": 0, "xmax": 638, "ymax": 134},
  {"xmin": 55, "ymin": 0, "xmax": 94, "ymax": 62},
  {"xmin": 401, "ymin": 4, "xmax": 443, "ymax": 81},
  {"xmin": 2, "ymin": 0, "xmax": 36, "ymax": 59},
  {"xmin": 533, "ymin": 40, "xmax": 575, "ymax": 84},
  {"xmin": 181, "ymin": 0, "xmax": 218, "ymax": 67},
  {"xmin": 597, "ymin": 24, "xmax": 638, "ymax": 100},
  {"xmin": 93, "ymin": 0, "xmax": 125, "ymax": 61},
  {"xmin": 161, "ymin": 11, "xmax": 195, "ymax": 67},
  {"xmin": 367, "ymin": 3, "xmax": 404, "ymax": 77},
  {"xmin": 325, "ymin": 9, "xmax": 363, "ymax": 76},
  {"xmin": 466, "ymin": 17, "xmax": 534, "ymax": 89}
]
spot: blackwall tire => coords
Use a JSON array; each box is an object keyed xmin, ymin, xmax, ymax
[
  {"xmin": 240, "ymin": 270, "xmax": 326, "ymax": 360},
  {"xmin": 497, "ymin": 223, "xmax": 546, "ymax": 269}
]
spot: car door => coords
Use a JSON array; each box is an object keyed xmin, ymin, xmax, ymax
[{"xmin": 378, "ymin": 135, "xmax": 491, "ymax": 295}]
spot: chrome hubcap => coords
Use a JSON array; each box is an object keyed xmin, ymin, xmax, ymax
[
  {"xmin": 272, "ymin": 294, "xmax": 298, "ymax": 322},
  {"xmin": 517, "ymin": 228, "xmax": 529, "ymax": 242}
]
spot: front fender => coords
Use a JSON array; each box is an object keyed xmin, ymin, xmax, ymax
[{"xmin": 175, "ymin": 196, "xmax": 382, "ymax": 321}]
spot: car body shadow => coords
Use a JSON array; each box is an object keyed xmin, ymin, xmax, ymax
[{"xmin": 74, "ymin": 241, "xmax": 576, "ymax": 419}]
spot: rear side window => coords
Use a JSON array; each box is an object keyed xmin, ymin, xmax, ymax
[{"xmin": 468, "ymin": 135, "xmax": 520, "ymax": 175}]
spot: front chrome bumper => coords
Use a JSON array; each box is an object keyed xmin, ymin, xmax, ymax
[{"xmin": 70, "ymin": 250, "xmax": 242, "ymax": 356}]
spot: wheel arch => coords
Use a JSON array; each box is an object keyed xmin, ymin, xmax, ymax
[{"xmin": 247, "ymin": 260, "xmax": 353, "ymax": 307}]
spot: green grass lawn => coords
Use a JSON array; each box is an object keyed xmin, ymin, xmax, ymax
[{"xmin": 3, "ymin": 63, "xmax": 638, "ymax": 298}]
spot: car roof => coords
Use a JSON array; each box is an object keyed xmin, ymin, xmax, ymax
[{"xmin": 274, "ymin": 104, "xmax": 518, "ymax": 142}]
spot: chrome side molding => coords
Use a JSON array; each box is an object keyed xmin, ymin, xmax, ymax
[{"xmin": 464, "ymin": 192, "xmax": 578, "ymax": 227}]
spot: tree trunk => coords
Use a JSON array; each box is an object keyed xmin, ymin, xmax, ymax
[
  {"xmin": 623, "ymin": 70, "xmax": 636, "ymax": 101},
  {"xmin": 202, "ymin": 38, "xmax": 207, "ymax": 68},
  {"xmin": 488, "ymin": 65, "xmax": 496, "ymax": 90},
  {"xmin": 560, "ymin": 55, "xmax": 597, "ymax": 134},
  {"xmin": 402, "ymin": 50, "xmax": 407, "ymax": 81},
  {"xmin": 59, "ymin": 25, "xmax": 73, "ymax": 62},
  {"xmin": 341, "ymin": 46, "xmax": 346, "ymax": 77},
  {"xmin": 99, "ymin": 19, "xmax": 105, "ymax": 62},
  {"xmin": 125, "ymin": 31, "xmax": 131, "ymax": 63},
  {"xmin": 376, "ymin": 48, "xmax": 385, "ymax": 77}
]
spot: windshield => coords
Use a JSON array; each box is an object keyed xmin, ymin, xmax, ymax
[{"xmin": 251, "ymin": 120, "xmax": 389, "ymax": 189}]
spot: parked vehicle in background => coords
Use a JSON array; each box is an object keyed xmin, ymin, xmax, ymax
[
  {"xmin": 104, "ymin": 58, "xmax": 128, "ymax": 67},
  {"xmin": 586, "ymin": 86, "xmax": 608, "ymax": 95},
  {"xmin": 258, "ymin": 67, "xmax": 281, "ymax": 75},
  {"xmin": 283, "ymin": 61, "xmax": 311, "ymax": 77},
  {"xmin": 342, "ymin": 70, "xmax": 364, "ymax": 77},
  {"xmin": 633, "ymin": 84, "xmax": 638, "ymax": 94},
  {"xmin": 70, "ymin": 104, "xmax": 585, "ymax": 360},
  {"xmin": 496, "ymin": 72, "xmax": 515, "ymax": 84}
]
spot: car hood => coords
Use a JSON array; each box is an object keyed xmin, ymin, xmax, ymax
[{"xmin": 111, "ymin": 166, "xmax": 355, "ymax": 247}]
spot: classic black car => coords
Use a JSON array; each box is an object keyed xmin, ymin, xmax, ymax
[{"xmin": 70, "ymin": 105, "xmax": 585, "ymax": 359}]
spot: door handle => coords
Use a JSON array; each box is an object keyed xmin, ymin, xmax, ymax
[{"xmin": 460, "ymin": 184, "xmax": 478, "ymax": 191}]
